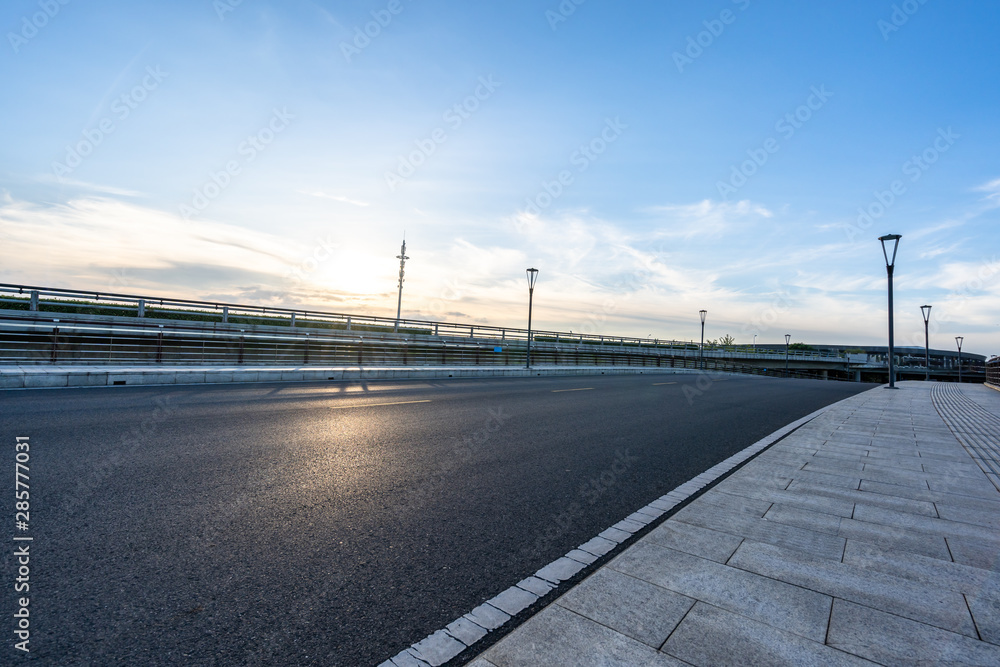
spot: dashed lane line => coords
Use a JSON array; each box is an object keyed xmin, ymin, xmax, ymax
[{"xmin": 329, "ymin": 399, "xmax": 432, "ymax": 409}]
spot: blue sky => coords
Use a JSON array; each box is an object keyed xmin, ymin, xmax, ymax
[{"xmin": 2, "ymin": 0, "xmax": 998, "ymax": 356}]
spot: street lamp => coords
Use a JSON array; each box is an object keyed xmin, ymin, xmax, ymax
[
  {"xmin": 785, "ymin": 333, "xmax": 791, "ymax": 377},
  {"xmin": 525, "ymin": 268, "xmax": 538, "ymax": 368},
  {"xmin": 699, "ymin": 310, "xmax": 707, "ymax": 370},
  {"xmin": 920, "ymin": 305, "xmax": 932, "ymax": 381},
  {"xmin": 879, "ymin": 234, "xmax": 902, "ymax": 388},
  {"xmin": 956, "ymin": 336, "xmax": 963, "ymax": 383},
  {"xmin": 753, "ymin": 333, "xmax": 757, "ymax": 351}
]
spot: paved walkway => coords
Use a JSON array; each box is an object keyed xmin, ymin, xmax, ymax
[{"xmin": 453, "ymin": 382, "xmax": 1000, "ymax": 666}]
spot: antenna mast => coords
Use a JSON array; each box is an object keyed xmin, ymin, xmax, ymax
[{"xmin": 395, "ymin": 237, "xmax": 409, "ymax": 331}]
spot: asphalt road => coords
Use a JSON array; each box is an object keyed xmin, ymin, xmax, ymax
[{"xmin": 0, "ymin": 373, "xmax": 875, "ymax": 665}]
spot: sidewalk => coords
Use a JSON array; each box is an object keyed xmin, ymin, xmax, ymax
[
  {"xmin": 412, "ymin": 382, "xmax": 1000, "ymax": 666},
  {"xmin": 467, "ymin": 381, "xmax": 1000, "ymax": 666}
]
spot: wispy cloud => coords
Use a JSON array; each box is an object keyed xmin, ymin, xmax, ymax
[
  {"xmin": 301, "ymin": 190, "xmax": 370, "ymax": 207},
  {"xmin": 644, "ymin": 199, "xmax": 773, "ymax": 239}
]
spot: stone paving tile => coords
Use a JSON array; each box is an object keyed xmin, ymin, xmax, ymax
[
  {"xmin": 927, "ymin": 476, "xmax": 1000, "ymax": 498},
  {"xmin": 946, "ymin": 536, "xmax": 1000, "ymax": 571},
  {"xmin": 689, "ymin": 489, "xmax": 773, "ymax": 516},
  {"xmin": 464, "ymin": 603, "xmax": 510, "ymax": 631},
  {"xmin": 515, "ymin": 576, "xmax": 554, "ymax": 597},
  {"xmin": 728, "ymin": 540, "xmax": 978, "ymax": 637},
  {"xmin": 555, "ymin": 568, "xmax": 695, "ymax": 648},
  {"xmin": 859, "ymin": 479, "xmax": 1000, "ymax": 513},
  {"xmin": 661, "ymin": 602, "xmax": 877, "ymax": 667},
  {"xmin": 485, "ymin": 605, "xmax": 687, "ymax": 666},
  {"xmin": 464, "ymin": 660, "xmax": 498, "ymax": 667},
  {"xmin": 763, "ymin": 503, "xmax": 952, "ymax": 560},
  {"xmin": 713, "ymin": 484, "xmax": 857, "ymax": 518},
  {"xmin": 862, "ymin": 459, "xmax": 997, "ymax": 489},
  {"xmin": 853, "ymin": 503, "xmax": 1000, "ymax": 545},
  {"xmin": 967, "ymin": 595, "xmax": 1000, "ymax": 646},
  {"xmin": 785, "ymin": 479, "xmax": 937, "ymax": 516},
  {"xmin": 759, "ymin": 465, "xmax": 864, "ymax": 489},
  {"xmin": 935, "ymin": 502, "xmax": 1000, "ymax": 530},
  {"xmin": 445, "ymin": 617, "xmax": 488, "ymax": 646},
  {"xmin": 410, "ymin": 630, "xmax": 466, "ymax": 666},
  {"xmin": 535, "ymin": 557, "xmax": 588, "ymax": 585},
  {"xmin": 488, "ymin": 586, "xmax": 538, "ymax": 616},
  {"xmin": 673, "ymin": 502, "xmax": 846, "ymax": 560},
  {"xmin": 566, "ymin": 548, "xmax": 598, "ymax": 565},
  {"xmin": 643, "ymin": 519, "xmax": 744, "ymax": 563},
  {"xmin": 609, "ymin": 541, "xmax": 833, "ymax": 642},
  {"xmin": 842, "ymin": 540, "xmax": 1000, "ymax": 598},
  {"xmin": 577, "ymin": 535, "xmax": 618, "ymax": 558},
  {"xmin": 389, "ymin": 650, "xmax": 431, "ymax": 667},
  {"xmin": 827, "ymin": 599, "xmax": 1000, "ymax": 666},
  {"xmin": 803, "ymin": 460, "xmax": 865, "ymax": 474},
  {"xmin": 920, "ymin": 461, "xmax": 989, "ymax": 478}
]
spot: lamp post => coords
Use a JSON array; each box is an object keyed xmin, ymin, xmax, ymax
[
  {"xmin": 525, "ymin": 268, "xmax": 538, "ymax": 368},
  {"xmin": 784, "ymin": 333, "xmax": 791, "ymax": 377},
  {"xmin": 920, "ymin": 305, "xmax": 932, "ymax": 381},
  {"xmin": 879, "ymin": 234, "xmax": 902, "ymax": 388},
  {"xmin": 699, "ymin": 310, "xmax": 707, "ymax": 370},
  {"xmin": 956, "ymin": 336, "xmax": 963, "ymax": 383},
  {"xmin": 753, "ymin": 333, "xmax": 757, "ymax": 351}
]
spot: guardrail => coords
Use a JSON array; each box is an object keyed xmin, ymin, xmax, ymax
[
  {"xmin": 0, "ymin": 311, "xmax": 851, "ymax": 383},
  {"xmin": 988, "ymin": 356, "xmax": 999, "ymax": 389},
  {"xmin": 0, "ymin": 283, "xmax": 845, "ymax": 360}
]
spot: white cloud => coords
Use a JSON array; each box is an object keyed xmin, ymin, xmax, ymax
[{"xmin": 301, "ymin": 190, "xmax": 370, "ymax": 207}]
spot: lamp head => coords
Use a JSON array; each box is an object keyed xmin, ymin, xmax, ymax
[
  {"xmin": 878, "ymin": 234, "xmax": 902, "ymax": 269},
  {"xmin": 955, "ymin": 336, "xmax": 963, "ymax": 350},
  {"xmin": 699, "ymin": 309, "xmax": 707, "ymax": 324},
  {"xmin": 785, "ymin": 333, "xmax": 791, "ymax": 345},
  {"xmin": 526, "ymin": 267, "xmax": 538, "ymax": 290},
  {"xmin": 920, "ymin": 305, "xmax": 932, "ymax": 323}
]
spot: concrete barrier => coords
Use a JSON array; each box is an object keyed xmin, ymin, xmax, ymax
[{"xmin": 0, "ymin": 365, "xmax": 705, "ymax": 390}]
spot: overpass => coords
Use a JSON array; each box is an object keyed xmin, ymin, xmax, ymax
[{"xmin": 0, "ymin": 283, "xmax": 986, "ymax": 384}]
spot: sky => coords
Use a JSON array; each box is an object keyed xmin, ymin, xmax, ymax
[{"xmin": 1, "ymin": 0, "xmax": 999, "ymax": 357}]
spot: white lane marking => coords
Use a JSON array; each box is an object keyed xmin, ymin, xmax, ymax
[
  {"xmin": 329, "ymin": 399, "xmax": 431, "ymax": 409},
  {"xmin": 551, "ymin": 387, "xmax": 594, "ymax": 393}
]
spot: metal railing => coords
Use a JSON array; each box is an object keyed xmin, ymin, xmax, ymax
[
  {"xmin": 0, "ymin": 283, "xmax": 845, "ymax": 360},
  {"xmin": 988, "ymin": 356, "xmax": 999, "ymax": 389}
]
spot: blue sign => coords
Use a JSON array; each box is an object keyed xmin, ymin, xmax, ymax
[{"xmin": 494, "ymin": 346, "xmax": 502, "ymax": 352}]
